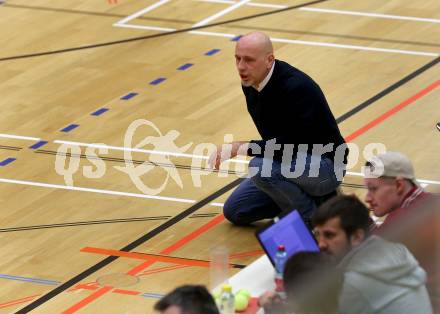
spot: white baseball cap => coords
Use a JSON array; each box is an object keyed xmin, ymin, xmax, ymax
[{"xmin": 364, "ymin": 152, "xmax": 418, "ymax": 184}]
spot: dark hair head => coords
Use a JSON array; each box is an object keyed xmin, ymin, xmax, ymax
[
  {"xmin": 283, "ymin": 252, "xmax": 342, "ymax": 314},
  {"xmin": 311, "ymin": 194, "xmax": 373, "ymax": 237},
  {"xmin": 154, "ymin": 285, "xmax": 219, "ymax": 314}
]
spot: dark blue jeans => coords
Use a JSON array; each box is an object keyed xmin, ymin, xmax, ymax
[{"xmin": 223, "ymin": 154, "xmax": 342, "ymax": 225}]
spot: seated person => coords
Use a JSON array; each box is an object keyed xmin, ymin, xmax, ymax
[
  {"xmin": 154, "ymin": 285, "xmax": 219, "ymax": 314},
  {"xmin": 364, "ymin": 151, "xmax": 439, "ymax": 312},
  {"xmin": 312, "ymin": 194, "xmax": 432, "ymax": 314}
]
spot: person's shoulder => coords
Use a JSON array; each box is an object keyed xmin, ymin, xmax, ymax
[{"xmin": 274, "ymin": 60, "xmax": 318, "ymax": 91}]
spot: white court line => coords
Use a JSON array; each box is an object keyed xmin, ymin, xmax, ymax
[
  {"xmin": 114, "ymin": 0, "xmax": 170, "ymax": 25},
  {"xmin": 192, "ymin": 0, "xmax": 253, "ymax": 27},
  {"xmin": 270, "ymin": 37, "xmax": 438, "ymax": 57},
  {"xmin": 196, "ymin": 0, "xmax": 440, "ymax": 23},
  {"xmin": 114, "ymin": 23, "xmax": 176, "ymax": 32},
  {"xmin": 0, "ymin": 177, "xmax": 196, "ymax": 204},
  {"xmin": 188, "ymin": 30, "xmax": 236, "ymax": 38},
  {"xmin": 197, "ymin": 0, "xmax": 286, "ymax": 9},
  {"xmin": 210, "ymin": 202, "xmax": 225, "ymax": 207},
  {"xmin": 299, "ymin": 7, "xmax": 440, "ymax": 24},
  {"xmin": 0, "ymin": 133, "xmax": 40, "ymax": 141}
]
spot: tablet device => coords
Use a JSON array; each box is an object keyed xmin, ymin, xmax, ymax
[{"xmin": 256, "ymin": 210, "xmax": 319, "ymax": 266}]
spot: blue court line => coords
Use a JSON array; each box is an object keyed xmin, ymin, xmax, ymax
[
  {"xmin": 141, "ymin": 292, "xmax": 164, "ymax": 299},
  {"xmin": 60, "ymin": 124, "xmax": 79, "ymax": 133},
  {"xmin": 91, "ymin": 108, "xmax": 109, "ymax": 116},
  {"xmin": 231, "ymin": 35, "xmax": 242, "ymax": 41},
  {"xmin": 29, "ymin": 140, "xmax": 48, "ymax": 150},
  {"xmin": 0, "ymin": 158, "xmax": 16, "ymax": 166},
  {"xmin": 0, "ymin": 274, "xmax": 60, "ymax": 286},
  {"xmin": 177, "ymin": 63, "xmax": 193, "ymax": 71},
  {"xmin": 205, "ymin": 49, "xmax": 220, "ymax": 56},
  {"xmin": 121, "ymin": 92, "xmax": 138, "ymax": 100},
  {"xmin": 150, "ymin": 78, "xmax": 166, "ymax": 85}
]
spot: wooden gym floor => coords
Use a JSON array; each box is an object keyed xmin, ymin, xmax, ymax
[{"xmin": 0, "ymin": 0, "xmax": 439, "ymax": 313}]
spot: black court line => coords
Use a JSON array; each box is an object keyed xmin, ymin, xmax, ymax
[
  {"xmin": 35, "ymin": 149, "xmax": 246, "ymax": 176},
  {"xmin": 336, "ymin": 56, "xmax": 440, "ymax": 123},
  {"xmin": 16, "ymin": 178, "xmax": 243, "ymax": 313},
  {"xmin": 189, "ymin": 213, "xmax": 220, "ymax": 218},
  {"xmin": 0, "ymin": 216, "xmax": 171, "ymax": 233},
  {"xmin": 34, "ymin": 150, "xmax": 244, "ymax": 175},
  {"xmin": 0, "ymin": 0, "xmax": 328, "ymax": 62},
  {"xmin": 3, "ymin": 3, "xmax": 194, "ymax": 24},
  {"xmin": 0, "ymin": 213, "xmax": 223, "ymax": 233},
  {"xmin": 0, "ymin": 145, "xmax": 22, "ymax": 151}
]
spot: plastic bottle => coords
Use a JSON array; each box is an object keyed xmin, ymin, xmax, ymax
[
  {"xmin": 219, "ymin": 284, "xmax": 235, "ymax": 314},
  {"xmin": 274, "ymin": 244, "xmax": 288, "ymax": 299}
]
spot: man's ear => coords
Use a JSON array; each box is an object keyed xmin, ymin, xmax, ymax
[
  {"xmin": 267, "ymin": 53, "xmax": 274, "ymax": 65},
  {"xmin": 350, "ymin": 229, "xmax": 365, "ymax": 247},
  {"xmin": 395, "ymin": 177, "xmax": 409, "ymax": 195}
]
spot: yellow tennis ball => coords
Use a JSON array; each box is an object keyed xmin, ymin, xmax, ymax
[
  {"xmin": 237, "ymin": 289, "xmax": 251, "ymax": 300},
  {"xmin": 235, "ymin": 294, "xmax": 249, "ymax": 311},
  {"xmin": 213, "ymin": 291, "xmax": 221, "ymax": 299}
]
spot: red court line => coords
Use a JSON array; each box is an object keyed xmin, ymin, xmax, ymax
[
  {"xmin": 69, "ymin": 282, "xmax": 99, "ymax": 292},
  {"xmin": 0, "ymin": 294, "xmax": 40, "ymax": 309},
  {"xmin": 345, "ymin": 80, "xmax": 440, "ymax": 142},
  {"xmin": 62, "ymin": 286, "xmax": 113, "ymax": 314},
  {"xmin": 82, "ymin": 247, "xmax": 212, "ymax": 267},
  {"xmin": 138, "ymin": 265, "xmax": 189, "ymax": 277},
  {"xmin": 65, "ymin": 214, "xmax": 226, "ymax": 312},
  {"xmin": 128, "ymin": 214, "xmax": 226, "ymax": 276},
  {"xmin": 126, "ymin": 260, "xmax": 155, "ymax": 276},
  {"xmin": 112, "ymin": 289, "xmax": 140, "ymax": 296},
  {"xmin": 161, "ymin": 214, "xmax": 225, "ymax": 255}
]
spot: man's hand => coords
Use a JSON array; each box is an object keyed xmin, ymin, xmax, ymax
[
  {"xmin": 258, "ymin": 290, "xmax": 280, "ymax": 308},
  {"xmin": 208, "ymin": 141, "xmax": 249, "ymax": 170}
]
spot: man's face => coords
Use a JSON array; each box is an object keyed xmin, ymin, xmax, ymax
[
  {"xmin": 364, "ymin": 177, "xmax": 402, "ymax": 217},
  {"xmin": 314, "ymin": 217, "xmax": 352, "ymax": 262},
  {"xmin": 161, "ymin": 305, "xmax": 182, "ymax": 314},
  {"xmin": 235, "ymin": 40, "xmax": 273, "ymax": 88}
]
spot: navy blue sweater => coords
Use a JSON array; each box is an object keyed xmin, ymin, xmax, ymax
[{"xmin": 243, "ymin": 60, "xmax": 346, "ymax": 162}]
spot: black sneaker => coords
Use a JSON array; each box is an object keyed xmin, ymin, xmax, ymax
[{"xmin": 437, "ymin": 122, "xmax": 440, "ymax": 132}]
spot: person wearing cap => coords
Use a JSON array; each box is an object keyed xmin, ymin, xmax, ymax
[
  {"xmin": 363, "ymin": 151, "xmax": 432, "ymax": 231},
  {"xmin": 364, "ymin": 151, "xmax": 439, "ymax": 312}
]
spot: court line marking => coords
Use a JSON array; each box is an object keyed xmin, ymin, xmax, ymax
[
  {"xmin": 114, "ymin": 0, "xmax": 170, "ymax": 25},
  {"xmin": 300, "ymin": 7, "xmax": 440, "ymax": 23},
  {"xmin": 0, "ymin": 295, "xmax": 40, "ymax": 310},
  {"xmin": 0, "ymin": 177, "xmax": 196, "ymax": 204},
  {"xmin": 82, "ymin": 247, "xmax": 211, "ymax": 267},
  {"xmin": 345, "ymin": 80, "xmax": 440, "ymax": 142},
  {"xmin": 61, "ymin": 213, "xmax": 227, "ymax": 313},
  {"xmin": 16, "ymin": 180, "xmax": 242, "ymax": 313},
  {"xmin": 0, "ymin": 274, "xmax": 60, "ymax": 286},
  {"xmin": 0, "ymin": 133, "xmax": 40, "ymax": 141},
  {"xmin": 193, "ymin": 0, "xmax": 252, "ymax": 27},
  {"xmin": 196, "ymin": 0, "xmax": 440, "ymax": 23},
  {"xmin": 113, "ymin": 0, "xmax": 439, "ymax": 57}
]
